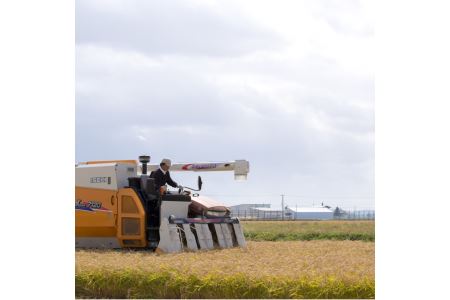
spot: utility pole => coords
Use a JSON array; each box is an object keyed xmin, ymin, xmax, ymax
[{"xmin": 281, "ymin": 194, "xmax": 285, "ymax": 221}]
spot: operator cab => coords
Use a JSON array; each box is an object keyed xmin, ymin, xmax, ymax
[{"xmin": 126, "ymin": 155, "xmax": 194, "ymax": 248}]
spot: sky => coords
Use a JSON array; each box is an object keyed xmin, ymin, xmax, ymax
[{"xmin": 76, "ymin": 0, "xmax": 374, "ymax": 210}]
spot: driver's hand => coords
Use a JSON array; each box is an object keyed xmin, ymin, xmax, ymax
[{"xmin": 159, "ymin": 186, "xmax": 167, "ymax": 195}]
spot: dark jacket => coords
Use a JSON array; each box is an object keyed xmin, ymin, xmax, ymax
[{"xmin": 150, "ymin": 168, "xmax": 178, "ymax": 191}]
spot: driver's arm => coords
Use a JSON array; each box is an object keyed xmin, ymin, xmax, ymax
[{"xmin": 166, "ymin": 171, "xmax": 178, "ymax": 188}]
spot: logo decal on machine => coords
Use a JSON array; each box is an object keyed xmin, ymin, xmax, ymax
[
  {"xmin": 181, "ymin": 163, "xmax": 218, "ymax": 170},
  {"xmin": 89, "ymin": 177, "xmax": 111, "ymax": 184},
  {"xmin": 75, "ymin": 199, "xmax": 111, "ymax": 212}
]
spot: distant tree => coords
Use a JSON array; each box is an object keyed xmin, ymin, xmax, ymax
[{"xmin": 333, "ymin": 207, "xmax": 347, "ymax": 218}]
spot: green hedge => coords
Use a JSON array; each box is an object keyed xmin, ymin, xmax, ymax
[{"xmin": 244, "ymin": 232, "xmax": 375, "ymax": 242}]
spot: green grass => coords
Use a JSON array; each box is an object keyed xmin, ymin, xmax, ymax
[
  {"xmin": 76, "ymin": 269, "xmax": 374, "ymax": 299},
  {"xmin": 242, "ymin": 220, "xmax": 375, "ymax": 242}
]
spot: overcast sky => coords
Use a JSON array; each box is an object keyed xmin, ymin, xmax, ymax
[{"xmin": 76, "ymin": 0, "xmax": 374, "ymax": 209}]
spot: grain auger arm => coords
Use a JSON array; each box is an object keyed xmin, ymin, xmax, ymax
[{"xmin": 142, "ymin": 160, "xmax": 250, "ymax": 181}]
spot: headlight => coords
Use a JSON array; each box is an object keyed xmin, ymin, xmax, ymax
[{"xmin": 206, "ymin": 210, "xmax": 226, "ymax": 217}]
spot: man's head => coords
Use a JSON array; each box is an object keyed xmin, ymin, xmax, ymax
[{"xmin": 160, "ymin": 158, "xmax": 172, "ymax": 172}]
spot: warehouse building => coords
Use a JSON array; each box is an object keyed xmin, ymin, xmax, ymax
[
  {"xmin": 230, "ymin": 204, "xmax": 335, "ymax": 220},
  {"xmin": 248, "ymin": 207, "xmax": 284, "ymax": 219},
  {"xmin": 286, "ymin": 206, "xmax": 334, "ymax": 220},
  {"xmin": 229, "ymin": 204, "xmax": 270, "ymax": 218}
]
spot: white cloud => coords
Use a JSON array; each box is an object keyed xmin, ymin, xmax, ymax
[
  {"xmin": 76, "ymin": 0, "xmax": 374, "ymax": 208},
  {"xmin": 76, "ymin": 0, "xmax": 284, "ymax": 57}
]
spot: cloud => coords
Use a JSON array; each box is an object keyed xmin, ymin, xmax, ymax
[
  {"xmin": 76, "ymin": 0, "xmax": 284, "ymax": 57},
  {"xmin": 76, "ymin": 0, "xmax": 374, "ymax": 209}
]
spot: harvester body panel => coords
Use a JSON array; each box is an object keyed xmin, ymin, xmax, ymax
[{"xmin": 116, "ymin": 188, "xmax": 147, "ymax": 247}]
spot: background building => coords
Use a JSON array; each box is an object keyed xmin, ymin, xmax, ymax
[
  {"xmin": 229, "ymin": 203, "xmax": 374, "ymax": 220},
  {"xmin": 229, "ymin": 204, "xmax": 270, "ymax": 219},
  {"xmin": 286, "ymin": 207, "xmax": 334, "ymax": 220},
  {"xmin": 248, "ymin": 207, "xmax": 283, "ymax": 219}
]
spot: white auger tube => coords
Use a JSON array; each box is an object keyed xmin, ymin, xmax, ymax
[{"xmin": 144, "ymin": 160, "xmax": 249, "ymax": 180}]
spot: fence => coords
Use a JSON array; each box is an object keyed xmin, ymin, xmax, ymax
[
  {"xmin": 230, "ymin": 209, "xmax": 375, "ymax": 221},
  {"xmin": 334, "ymin": 210, "xmax": 375, "ymax": 220}
]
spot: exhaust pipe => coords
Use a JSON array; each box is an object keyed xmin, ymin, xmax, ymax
[{"xmin": 139, "ymin": 155, "xmax": 151, "ymax": 175}]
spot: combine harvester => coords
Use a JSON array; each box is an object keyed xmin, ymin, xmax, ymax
[{"xmin": 75, "ymin": 155, "xmax": 249, "ymax": 253}]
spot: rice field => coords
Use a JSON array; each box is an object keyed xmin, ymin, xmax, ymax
[
  {"xmin": 242, "ymin": 220, "xmax": 375, "ymax": 241},
  {"xmin": 76, "ymin": 240, "xmax": 374, "ymax": 298}
]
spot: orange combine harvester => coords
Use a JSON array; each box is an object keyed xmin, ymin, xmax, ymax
[{"xmin": 75, "ymin": 155, "xmax": 249, "ymax": 253}]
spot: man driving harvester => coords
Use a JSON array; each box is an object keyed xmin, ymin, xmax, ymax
[{"xmin": 150, "ymin": 158, "xmax": 183, "ymax": 195}]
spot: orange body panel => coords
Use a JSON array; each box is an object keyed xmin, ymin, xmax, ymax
[
  {"xmin": 75, "ymin": 187, "xmax": 147, "ymax": 248},
  {"xmin": 75, "ymin": 187, "xmax": 117, "ymax": 237},
  {"xmin": 117, "ymin": 188, "xmax": 147, "ymax": 247}
]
